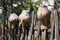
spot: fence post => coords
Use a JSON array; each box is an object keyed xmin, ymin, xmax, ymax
[
  {"xmin": 54, "ymin": 10, "xmax": 59, "ymax": 40},
  {"xmin": 50, "ymin": 10, "xmax": 55, "ymax": 40},
  {"xmin": 29, "ymin": 11, "xmax": 34, "ymax": 40}
]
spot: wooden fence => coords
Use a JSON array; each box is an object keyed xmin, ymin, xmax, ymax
[{"xmin": 0, "ymin": 9, "xmax": 59, "ymax": 40}]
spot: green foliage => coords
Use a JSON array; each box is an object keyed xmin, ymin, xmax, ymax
[
  {"xmin": 12, "ymin": 0, "xmax": 42, "ymax": 14},
  {"xmin": 34, "ymin": 37, "xmax": 36, "ymax": 40},
  {"xmin": 54, "ymin": 3, "xmax": 59, "ymax": 10},
  {"xmin": 13, "ymin": 0, "xmax": 17, "ymax": 3},
  {"xmin": 0, "ymin": 15, "xmax": 3, "ymax": 27},
  {"xmin": 32, "ymin": 0, "xmax": 42, "ymax": 13},
  {"xmin": 13, "ymin": 6, "xmax": 22, "ymax": 14}
]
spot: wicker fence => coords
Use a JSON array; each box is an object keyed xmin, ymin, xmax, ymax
[
  {"xmin": 0, "ymin": 9, "xmax": 59, "ymax": 40},
  {"xmin": 0, "ymin": 0, "xmax": 59, "ymax": 40}
]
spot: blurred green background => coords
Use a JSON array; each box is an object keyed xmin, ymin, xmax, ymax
[{"xmin": 0, "ymin": 0, "xmax": 60, "ymax": 26}]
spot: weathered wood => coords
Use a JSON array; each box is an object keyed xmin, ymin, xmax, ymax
[
  {"xmin": 29, "ymin": 11, "xmax": 34, "ymax": 40},
  {"xmin": 36, "ymin": 20, "xmax": 41, "ymax": 40},
  {"xmin": 36, "ymin": 14, "xmax": 41, "ymax": 40},
  {"xmin": 1, "ymin": 24, "xmax": 4, "ymax": 40},
  {"xmin": 50, "ymin": 10, "xmax": 55, "ymax": 40},
  {"xmin": 54, "ymin": 10, "xmax": 59, "ymax": 40},
  {"xmin": 42, "ymin": 30, "xmax": 46, "ymax": 40}
]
